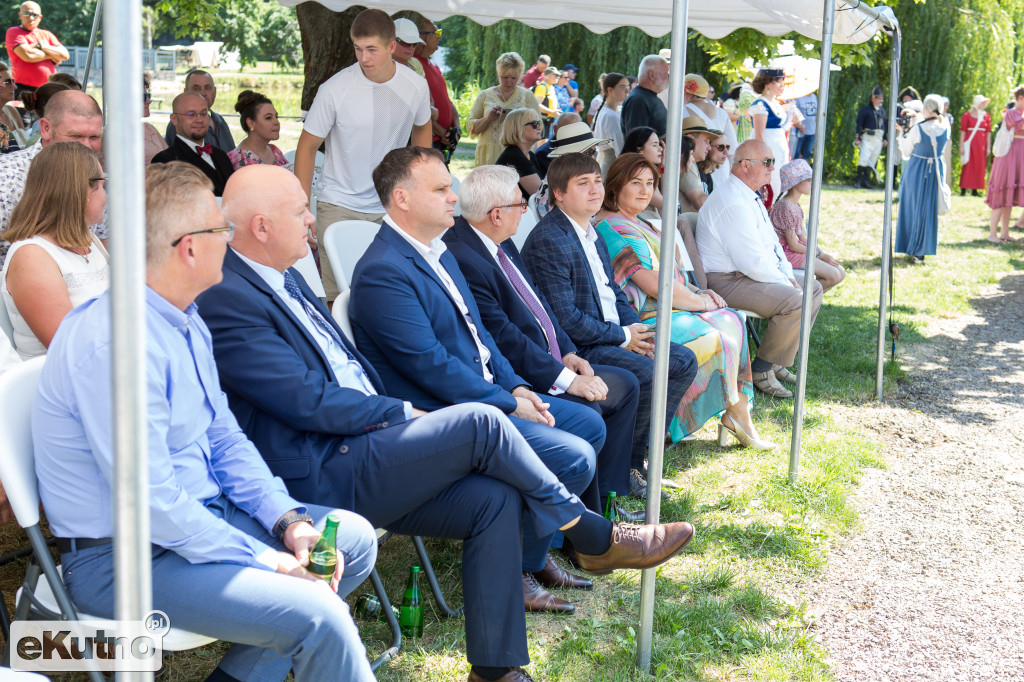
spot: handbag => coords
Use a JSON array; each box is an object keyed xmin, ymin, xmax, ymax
[
  {"xmin": 960, "ymin": 113, "xmax": 984, "ymax": 166},
  {"xmin": 993, "ymin": 118, "xmax": 1013, "ymax": 158},
  {"xmin": 929, "ymin": 126, "xmax": 951, "ymax": 215}
]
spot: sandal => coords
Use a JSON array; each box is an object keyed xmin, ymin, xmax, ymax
[
  {"xmin": 752, "ymin": 370, "xmax": 793, "ymax": 398},
  {"xmin": 772, "ymin": 365, "xmax": 798, "ymax": 384}
]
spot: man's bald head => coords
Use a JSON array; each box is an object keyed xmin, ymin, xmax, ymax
[
  {"xmin": 38, "ymin": 90, "xmax": 103, "ymax": 152},
  {"xmin": 19, "ymin": 2, "xmax": 41, "ymax": 30},
  {"xmin": 731, "ymin": 140, "xmax": 774, "ymax": 191},
  {"xmin": 222, "ymin": 165, "xmax": 314, "ymax": 272},
  {"xmin": 172, "ymin": 91, "xmax": 206, "ymax": 112},
  {"xmin": 43, "ymin": 90, "xmax": 101, "ymax": 128}
]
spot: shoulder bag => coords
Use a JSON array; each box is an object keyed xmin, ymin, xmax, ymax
[
  {"xmin": 929, "ymin": 126, "xmax": 951, "ymax": 215},
  {"xmin": 960, "ymin": 113, "xmax": 984, "ymax": 166},
  {"xmin": 993, "ymin": 116, "xmax": 1013, "ymax": 158}
]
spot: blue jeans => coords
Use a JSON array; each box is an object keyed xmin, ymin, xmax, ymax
[{"xmin": 62, "ymin": 499, "xmax": 377, "ymax": 682}]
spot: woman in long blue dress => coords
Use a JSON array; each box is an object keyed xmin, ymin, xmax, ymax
[
  {"xmin": 594, "ymin": 153, "xmax": 775, "ymax": 451},
  {"xmin": 895, "ymin": 94, "xmax": 949, "ymax": 262}
]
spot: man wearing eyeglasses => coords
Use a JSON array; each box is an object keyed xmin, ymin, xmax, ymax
[
  {"xmin": 695, "ymin": 139, "xmax": 823, "ymax": 399},
  {"xmin": 151, "ymin": 91, "xmax": 235, "ymax": 196},
  {"xmin": 164, "ymin": 69, "xmax": 235, "ymax": 153},
  {"xmin": 413, "ymin": 16, "xmax": 460, "ymax": 161},
  {"xmin": 5, "ymin": 1, "xmax": 67, "ymax": 98}
]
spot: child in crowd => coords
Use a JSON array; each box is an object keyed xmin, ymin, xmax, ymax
[{"xmin": 769, "ymin": 159, "xmax": 846, "ymax": 292}]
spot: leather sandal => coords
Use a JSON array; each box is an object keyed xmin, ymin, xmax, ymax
[
  {"xmin": 772, "ymin": 365, "xmax": 798, "ymax": 384},
  {"xmin": 752, "ymin": 370, "xmax": 793, "ymax": 398}
]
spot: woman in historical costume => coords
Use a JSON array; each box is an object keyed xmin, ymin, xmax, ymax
[
  {"xmin": 895, "ymin": 94, "xmax": 948, "ymax": 260},
  {"xmin": 958, "ymin": 95, "xmax": 991, "ymax": 197},
  {"xmin": 749, "ymin": 68, "xmax": 790, "ymax": 197}
]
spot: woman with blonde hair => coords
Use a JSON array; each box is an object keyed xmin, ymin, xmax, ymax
[
  {"xmin": 495, "ymin": 106, "xmax": 544, "ymax": 197},
  {"xmin": 466, "ymin": 51, "xmax": 542, "ymax": 166},
  {"xmin": 0, "ymin": 142, "xmax": 109, "ymax": 358}
]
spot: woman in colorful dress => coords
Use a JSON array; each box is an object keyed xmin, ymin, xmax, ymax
[
  {"xmin": 895, "ymin": 94, "xmax": 948, "ymax": 260},
  {"xmin": 987, "ymin": 86, "xmax": 1024, "ymax": 242},
  {"xmin": 594, "ymin": 152, "xmax": 773, "ymax": 450},
  {"xmin": 749, "ymin": 68, "xmax": 790, "ymax": 198},
  {"xmin": 958, "ymin": 95, "xmax": 991, "ymax": 197},
  {"xmin": 228, "ymin": 90, "xmax": 289, "ymax": 170}
]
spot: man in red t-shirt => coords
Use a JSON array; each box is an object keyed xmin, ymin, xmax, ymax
[
  {"xmin": 413, "ymin": 17, "xmax": 460, "ymax": 155},
  {"xmin": 522, "ymin": 55, "xmax": 550, "ymax": 90},
  {"xmin": 5, "ymin": 1, "xmax": 67, "ymax": 96}
]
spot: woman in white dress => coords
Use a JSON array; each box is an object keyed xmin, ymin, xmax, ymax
[
  {"xmin": 0, "ymin": 142, "xmax": 109, "ymax": 358},
  {"xmin": 591, "ymin": 72, "xmax": 630, "ymax": 177},
  {"xmin": 684, "ymin": 73, "xmax": 738, "ymax": 187},
  {"xmin": 749, "ymin": 68, "xmax": 790, "ymax": 198}
]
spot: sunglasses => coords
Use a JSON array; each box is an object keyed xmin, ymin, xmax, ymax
[
  {"xmin": 20, "ymin": 11, "xmax": 40, "ymax": 18},
  {"xmin": 713, "ymin": 143, "xmax": 730, "ymax": 152},
  {"xmin": 525, "ymin": 121, "xmax": 543, "ymax": 129},
  {"xmin": 420, "ymin": 28, "xmax": 442, "ymax": 38},
  {"xmin": 748, "ymin": 158, "xmax": 775, "ymax": 168},
  {"xmin": 170, "ymin": 222, "xmax": 236, "ymax": 247},
  {"xmin": 1, "ymin": 78, "xmax": 14, "ymax": 86},
  {"xmin": 396, "ymin": 39, "xmax": 414, "ymax": 48}
]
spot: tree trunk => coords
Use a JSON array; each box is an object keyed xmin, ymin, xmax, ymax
[{"xmin": 296, "ymin": 4, "xmax": 365, "ymax": 111}]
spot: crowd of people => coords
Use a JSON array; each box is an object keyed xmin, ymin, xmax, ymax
[{"xmin": 3, "ymin": 3, "xmax": 1022, "ymax": 680}]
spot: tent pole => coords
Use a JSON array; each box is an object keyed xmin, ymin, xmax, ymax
[
  {"xmin": 788, "ymin": 0, "xmax": 835, "ymax": 485},
  {"xmin": 636, "ymin": 0, "xmax": 688, "ymax": 674},
  {"xmin": 875, "ymin": 23, "xmax": 902, "ymax": 398},
  {"xmin": 82, "ymin": 0, "xmax": 102, "ymax": 91},
  {"xmin": 105, "ymin": 0, "xmax": 152, "ymax": 677}
]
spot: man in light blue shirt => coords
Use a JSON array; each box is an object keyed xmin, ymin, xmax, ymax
[{"xmin": 32, "ymin": 161, "xmax": 377, "ymax": 682}]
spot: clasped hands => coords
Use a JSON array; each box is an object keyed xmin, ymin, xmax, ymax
[{"xmin": 563, "ymin": 352, "xmax": 608, "ymax": 402}]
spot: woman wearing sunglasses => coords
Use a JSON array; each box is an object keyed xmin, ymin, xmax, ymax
[
  {"xmin": 496, "ymin": 107, "xmax": 544, "ymax": 197},
  {"xmin": 0, "ymin": 142, "xmax": 109, "ymax": 358},
  {"xmin": 698, "ymin": 136, "xmax": 731, "ymax": 194}
]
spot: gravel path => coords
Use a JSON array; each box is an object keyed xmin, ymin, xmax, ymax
[{"xmin": 807, "ymin": 271, "xmax": 1024, "ymax": 681}]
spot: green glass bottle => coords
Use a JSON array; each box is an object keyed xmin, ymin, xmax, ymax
[
  {"xmin": 307, "ymin": 512, "xmax": 340, "ymax": 583},
  {"xmin": 399, "ymin": 565, "xmax": 424, "ymax": 638},
  {"xmin": 604, "ymin": 491, "xmax": 619, "ymax": 522}
]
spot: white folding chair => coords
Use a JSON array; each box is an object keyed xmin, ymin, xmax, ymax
[
  {"xmin": 450, "ymin": 173, "xmax": 462, "ymax": 216},
  {"xmin": 0, "ymin": 359, "xmax": 215, "ymax": 681},
  {"xmin": 0, "ymin": 298, "xmax": 13, "ymax": 348},
  {"xmin": 331, "ymin": 289, "xmax": 354, "ymax": 346},
  {"xmin": 284, "ymin": 149, "xmax": 296, "ymax": 164},
  {"xmin": 321, "ymin": 220, "xmax": 380, "ymax": 293},
  {"xmin": 511, "ymin": 208, "xmax": 538, "ymax": 251},
  {"xmin": 527, "ymin": 193, "xmax": 542, "ymax": 221},
  {"xmin": 292, "ymin": 245, "xmax": 327, "ymax": 302}
]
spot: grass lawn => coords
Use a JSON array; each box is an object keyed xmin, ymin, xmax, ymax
[{"xmin": 0, "ymin": 185, "xmax": 1016, "ymax": 681}]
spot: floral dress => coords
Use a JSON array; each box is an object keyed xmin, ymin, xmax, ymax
[
  {"xmin": 227, "ymin": 143, "xmax": 290, "ymax": 171},
  {"xmin": 595, "ymin": 214, "xmax": 753, "ymax": 440}
]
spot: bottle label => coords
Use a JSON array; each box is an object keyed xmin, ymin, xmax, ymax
[{"xmin": 307, "ymin": 550, "xmax": 337, "ymax": 582}]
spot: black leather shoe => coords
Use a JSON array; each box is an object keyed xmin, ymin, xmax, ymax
[
  {"xmin": 530, "ymin": 553, "xmax": 592, "ymax": 590},
  {"xmin": 614, "ymin": 504, "xmax": 646, "ymax": 524}
]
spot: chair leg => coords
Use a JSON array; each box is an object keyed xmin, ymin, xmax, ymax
[
  {"xmin": 411, "ymin": 536, "xmax": 462, "ymax": 618},
  {"xmin": 746, "ymin": 317, "xmax": 762, "ymax": 349},
  {"xmin": 368, "ymin": 568, "xmax": 401, "ymax": 673}
]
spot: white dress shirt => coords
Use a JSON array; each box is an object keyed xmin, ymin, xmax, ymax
[
  {"xmin": 469, "ymin": 224, "xmax": 576, "ymax": 394},
  {"xmin": 387, "ymin": 218, "xmax": 494, "ymax": 383},
  {"xmin": 232, "ymin": 249, "xmax": 417, "ymax": 418},
  {"xmin": 178, "ymin": 134, "xmax": 216, "ymax": 169},
  {"xmin": 565, "ymin": 214, "xmax": 632, "ymax": 347},
  {"xmin": 695, "ymin": 174, "xmax": 795, "ymax": 284}
]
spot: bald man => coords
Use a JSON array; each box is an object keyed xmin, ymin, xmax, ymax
[
  {"xmin": 5, "ymin": 1, "xmax": 68, "ymax": 97},
  {"xmin": 695, "ymin": 140, "xmax": 823, "ymax": 398},
  {"xmin": 196, "ymin": 164, "xmax": 695, "ymax": 681},
  {"xmin": 0, "ymin": 89, "xmax": 104, "ymax": 268},
  {"xmin": 151, "ymin": 92, "xmax": 235, "ymax": 196}
]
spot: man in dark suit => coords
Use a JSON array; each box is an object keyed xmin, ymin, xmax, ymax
[
  {"xmin": 349, "ymin": 147, "xmax": 615, "ymax": 614},
  {"xmin": 198, "ymin": 164, "xmax": 696, "ymax": 682},
  {"xmin": 521, "ymin": 152, "xmax": 698, "ymax": 497},
  {"xmin": 152, "ymin": 92, "xmax": 234, "ymax": 196},
  {"xmin": 444, "ymin": 165, "xmax": 641, "ymax": 530}
]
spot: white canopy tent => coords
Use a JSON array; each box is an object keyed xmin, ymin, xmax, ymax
[{"xmin": 92, "ymin": 0, "xmax": 900, "ymax": 678}]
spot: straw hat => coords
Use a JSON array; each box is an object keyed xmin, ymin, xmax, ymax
[
  {"xmin": 684, "ymin": 74, "xmax": 710, "ymax": 98},
  {"xmin": 548, "ymin": 122, "xmax": 611, "ymax": 157},
  {"xmin": 658, "ymin": 48, "xmax": 672, "ymax": 62},
  {"xmin": 681, "ymin": 115, "xmax": 722, "ymax": 138},
  {"xmin": 779, "ymin": 159, "xmax": 812, "ymax": 194}
]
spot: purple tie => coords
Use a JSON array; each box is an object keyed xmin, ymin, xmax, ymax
[{"xmin": 495, "ymin": 246, "xmax": 561, "ymax": 360}]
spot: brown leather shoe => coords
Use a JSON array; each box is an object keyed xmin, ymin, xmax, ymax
[
  {"xmin": 574, "ymin": 521, "xmax": 695, "ymax": 575},
  {"xmin": 522, "ymin": 573, "xmax": 574, "ymax": 613},
  {"xmin": 530, "ymin": 553, "xmax": 593, "ymax": 590},
  {"xmin": 468, "ymin": 667, "xmax": 536, "ymax": 682}
]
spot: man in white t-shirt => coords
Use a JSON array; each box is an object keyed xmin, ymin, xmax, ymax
[{"xmin": 294, "ymin": 8, "xmax": 431, "ymax": 302}]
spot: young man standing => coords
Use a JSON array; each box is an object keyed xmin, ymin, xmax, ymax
[{"xmin": 294, "ymin": 8, "xmax": 431, "ymax": 303}]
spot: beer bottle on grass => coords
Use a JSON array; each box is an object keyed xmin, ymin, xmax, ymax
[
  {"xmin": 399, "ymin": 565, "xmax": 424, "ymax": 638},
  {"xmin": 307, "ymin": 512, "xmax": 340, "ymax": 582}
]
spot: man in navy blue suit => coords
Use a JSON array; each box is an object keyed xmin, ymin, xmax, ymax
[
  {"xmin": 349, "ymin": 147, "xmax": 613, "ymax": 615},
  {"xmin": 444, "ymin": 165, "xmax": 641, "ymax": 531},
  {"xmin": 521, "ymin": 153, "xmax": 698, "ymax": 497},
  {"xmin": 198, "ymin": 164, "xmax": 696, "ymax": 682}
]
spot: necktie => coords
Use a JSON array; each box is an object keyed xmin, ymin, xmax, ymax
[
  {"xmin": 282, "ymin": 271, "xmax": 376, "ymax": 394},
  {"xmin": 495, "ymin": 246, "xmax": 561, "ymax": 360},
  {"xmin": 196, "ymin": 144, "xmax": 213, "ymax": 156}
]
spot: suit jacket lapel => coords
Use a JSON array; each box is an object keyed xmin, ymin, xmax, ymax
[
  {"xmin": 553, "ymin": 209, "xmax": 604, "ymax": 319},
  {"xmin": 175, "ymin": 138, "xmax": 220, "ymax": 185}
]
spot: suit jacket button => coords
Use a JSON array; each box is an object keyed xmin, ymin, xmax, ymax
[
  {"xmin": 474, "ymin": 357, "xmax": 480, "ymax": 363},
  {"xmin": 381, "ymin": 421, "xmax": 389, "ymax": 428},
  {"xmin": 339, "ymin": 445, "xmax": 349, "ymax": 454}
]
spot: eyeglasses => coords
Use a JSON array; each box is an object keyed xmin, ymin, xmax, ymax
[
  {"xmin": 20, "ymin": 11, "xmax": 40, "ymax": 18},
  {"xmin": 713, "ymin": 144, "xmax": 730, "ymax": 152},
  {"xmin": 420, "ymin": 28, "xmax": 442, "ymax": 38},
  {"xmin": 525, "ymin": 121, "xmax": 543, "ymax": 129},
  {"xmin": 170, "ymin": 222, "xmax": 235, "ymax": 247},
  {"xmin": 748, "ymin": 158, "xmax": 775, "ymax": 168},
  {"xmin": 143, "ymin": 91, "xmax": 152, "ymax": 102},
  {"xmin": 174, "ymin": 111, "xmax": 209, "ymax": 119},
  {"xmin": 492, "ymin": 201, "xmax": 528, "ymax": 212}
]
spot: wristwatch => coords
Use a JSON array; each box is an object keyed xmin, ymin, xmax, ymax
[{"xmin": 273, "ymin": 511, "xmax": 314, "ymax": 541}]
